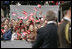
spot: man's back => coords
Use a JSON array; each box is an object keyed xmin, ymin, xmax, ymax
[{"xmin": 32, "ymin": 23, "xmax": 58, "ymax": 48}]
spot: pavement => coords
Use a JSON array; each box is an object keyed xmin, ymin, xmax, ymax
[{"xmin": 1, "ymin": 40, "xmax": 32, "ymax": 48}]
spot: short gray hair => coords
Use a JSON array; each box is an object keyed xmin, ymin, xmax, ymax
[{"xmin": 45, "ymin": 10, "xmax": 56, "ymax": 21}]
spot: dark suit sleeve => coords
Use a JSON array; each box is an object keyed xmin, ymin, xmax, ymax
[
  {"xmin": 32, "ymin": 29, "xmax": 44, "ymax": 48},
  {"xmin": 3, "ymin": 29, "xmax": 12, "ymax": 40},
  {"xmin": 7, "ymin": 30, "xmax": 12, "ymax": 39}
]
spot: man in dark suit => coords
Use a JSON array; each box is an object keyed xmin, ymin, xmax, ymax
[
  {"xmin": 32, "ymin": 11, "xmax": 58, "ymax": 48},
  {"xmin": 58, "ymin": 2, "xmax": 71, "ymax": 48}
]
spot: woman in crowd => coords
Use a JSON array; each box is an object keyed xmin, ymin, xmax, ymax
[
  {"xmin": 11, "ymin": 21, "xmax": 18, "ymax": 40},
  {"xmin": 26, "ymin": 20, "xmax": 37, "ymax": 42},
  {"xmin": 3, "ymin": 18, "xmax": 10, "ymax": 25},
  {"xmin": 1, "ymin": 18, "xmax": 10, "ymax": 30}
]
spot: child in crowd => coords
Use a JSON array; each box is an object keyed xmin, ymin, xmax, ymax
[
  {"xmin": 21, "ymin": 27, "xmax": 27, "ymax": 40},
  {"xmin": 11, "ymin": 29, "xmax": 17, "ymax": 40},
  {"xmin": 15, "ymin": 26, "xmax": 21, "ymax": 40}
]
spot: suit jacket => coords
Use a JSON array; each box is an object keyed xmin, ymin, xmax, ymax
[
  {"xmin": 58, "ymin": 19, "xmax": 71, "ymax": 48},
  {"xmin": 32, "ymin": 23, "xmax": 58, "ymax": 48},
  {"xmin": 2, "ymin": 29, "xmax": 12, "ymax": 40}
]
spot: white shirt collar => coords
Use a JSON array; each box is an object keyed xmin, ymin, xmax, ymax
[
  {"xmin": 47, "ymin": 21, "xmax": 56, "ymax": 24},
  {"xmin": 64, "ymin": 17, "xmax": 71, "ymax": 22}
]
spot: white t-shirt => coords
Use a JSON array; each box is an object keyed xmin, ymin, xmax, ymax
[{"xmin": 11, "ymin": 33, "xmax": 17, "ymax": 40}]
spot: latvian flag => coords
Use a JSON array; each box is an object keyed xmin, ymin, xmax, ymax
[
  {"xmin": 24, "ymin": 16, "xmax": 28, "ymax": 20},
  {"xmin": 17, "ymin": 32, "xmax": 21, "ymax": 36},
  {"xmin": 37, "ymin": 4, "xmax": 41, "ymax": 8},
  {"xmin": 23, "ymin": 32, "xmax": 27, "ymax": 36},
  {"xmin": 23, "ymin": 11, "xmax": 28, "ymax": 15},
  {"xmin": 1, "ymin": 29, "xmax": 5, "ymax": 34},
  {"xmin": 12, "ymin": 12, "xmax": 17, "ymax": 16},
  {"xmin": 36, "ymin": 19, "xmax": 40, "ymax": 22}
]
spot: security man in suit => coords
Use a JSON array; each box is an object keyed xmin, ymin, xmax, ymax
[{"xmin": 58, "ymin": 2, "xmax": 71, "ymax": 48}]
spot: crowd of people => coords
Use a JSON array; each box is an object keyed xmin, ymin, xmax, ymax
[
  {"xmin": 1, "ymin": 11, "xmax": 46, "ymax": 42},
  {"xmin": 1, "ymin": 1, "xmax": 71, "ymax": 48}
]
